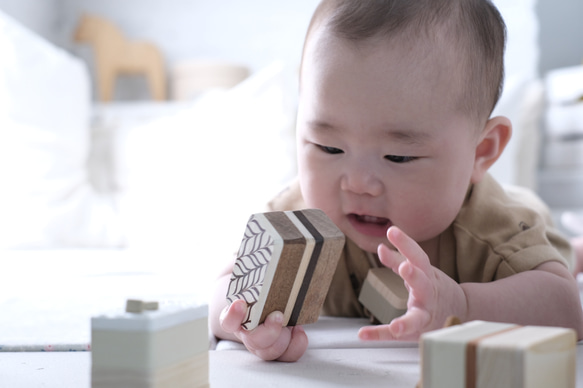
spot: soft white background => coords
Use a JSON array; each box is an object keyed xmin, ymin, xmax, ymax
[
  {"xmin": 0, "ymin": 0, "xmax": 321, "ymax": 100},
  {"xmin": 0, "ymin": 0, "xmax": 581, "ymax": 78},
  {"xmin": 0, "ymin": 0, "xmax": 561, "ymax": 250}
]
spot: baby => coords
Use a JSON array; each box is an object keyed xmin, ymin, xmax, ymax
[{"xmin": 210, "ymin": 0, "xmax": 583, "ymax": 362}]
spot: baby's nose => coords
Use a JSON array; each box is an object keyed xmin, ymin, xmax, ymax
[{"xmin": 340, "ymin": 161, "xmax": 383, "ymax": 197}]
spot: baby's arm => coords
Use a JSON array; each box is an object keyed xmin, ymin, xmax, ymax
[
  {"xmin": 358, "ymin": 227, "xmax": 583, "ymax": 341},
  {"xmin": 209, "ymin": 265, "xmax": 308, "ymax": 361}
]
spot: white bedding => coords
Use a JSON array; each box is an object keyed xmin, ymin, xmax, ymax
[
  {"xmin": 2, "ymin": 248, "xmax": 583, "ymax": 352},
  {"xmin": 1, "ymin": 249, "xmax": 211, "ymax": 351}
]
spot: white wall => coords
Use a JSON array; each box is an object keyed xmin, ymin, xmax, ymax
[
  {"xmin": 0, "ymin": 0, "xmax": 320, "ymax": 99},
  {"xmin": 57, "ymin": 0, "xmax": 319, "ymax": 99},
  {"xmin": 0, "ymin": 0, "xmax": 60, "ymax": 42},
  {"xmin": 1, "ymin": 0, "xmax": 581, "ymax": 99},
  {"xmin": 537, "ymin": 0, "xmax": 583, "ymax": 75},
  {"xmin": 58, "ymin": 0, "xmax": 319, "ymax": 68}
]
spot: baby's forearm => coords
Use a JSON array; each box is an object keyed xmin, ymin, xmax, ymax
[{"xmin": 460, "ymin": 261, "xmax": 583, "ymax": 339}]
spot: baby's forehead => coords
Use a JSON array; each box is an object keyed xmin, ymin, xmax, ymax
[
  {"xmin": 300, "ymin": 27, "xmax": 476, "ymax": 126},
  {"xmin": 303, "ymin": 26, "xmax": 465, "ymax": 91},
  {"xmin": 306, "ymin": 22, "xmax": 462, "ymax": 68}
]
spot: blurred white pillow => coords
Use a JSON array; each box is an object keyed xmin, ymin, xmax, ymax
[
  {"xmin": 544, "ymin": 65, "xmax": 583, "ymax": 140},
  {"xmin": 545, "ymin": 65, "xmax": 583, "ymax": 106},
  {"xmin": 489, "ymin": 0, "xmax": 542, "ymax": 189},
  {"xmin": 117, "ymin": 61, "xmax": 298, "ymax": 272},
  {"xmin": 0, "ymin": 10, "xmax": 123, "ymax": 248}
]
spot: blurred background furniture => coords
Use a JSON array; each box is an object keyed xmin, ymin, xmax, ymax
[
  {"xmin": 538, "ymin": 66, "xmax": 583, "ymax": 217},
  {"xmin": 171, "ymin": 60, "xmax": 250, "ymax": 100},
  {"xmin": 74, "ymin": 14, "xmax": 167, "ymax": 101}
]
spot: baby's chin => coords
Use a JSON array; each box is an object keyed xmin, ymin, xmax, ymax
[{"xmin": 343, "ymin": 229, "xmax": 391, "ymax": 255}]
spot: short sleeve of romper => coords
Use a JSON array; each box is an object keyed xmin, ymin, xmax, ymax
[{"xmin": 437, "ymin": 174, "xmax": 573, "ymax": 283}]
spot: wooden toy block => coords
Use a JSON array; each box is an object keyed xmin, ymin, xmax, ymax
[
  {"xmin": 74, "ymin": 14, "xmax": 167, "ymax": 101},
  {"xmin": 358, "ymin": 267, "xmax": 408, "ymax": 324},
  {"xmin": 420, "ymin": 320, "xmax": 576, "ymax": 388},
  {"xmin": 91, "ymin": 301, "xmax": 209, "ymax": 388},
  {"xmin": 171, "ymin": 60, "xmax": 250, "ymax": 100},
  {"xmin": 226, "ymin": 209, "xmax": 345, "ymax": 330},
  {"xmin": 126, "ymin": 299, "xmax": 159, "ymax": 313}
]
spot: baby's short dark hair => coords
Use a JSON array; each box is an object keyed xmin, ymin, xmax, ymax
[{"xmin": 303, "ymin": 0, "xmax": 506, "ymax": 121}]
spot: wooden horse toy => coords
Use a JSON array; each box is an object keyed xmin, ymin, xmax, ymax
[{"xmin": 74, "ymin": 14, "xmax": 167, "ymax": 101}]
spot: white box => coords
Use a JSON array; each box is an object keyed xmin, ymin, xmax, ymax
[{"xmin": 91, "ymin": 303, "xmax": 209, "ymax": 388}]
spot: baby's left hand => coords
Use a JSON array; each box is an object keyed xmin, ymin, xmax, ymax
[{"xmin": 358, "ymin": 226, "xmax": 467, "ymax": 341}]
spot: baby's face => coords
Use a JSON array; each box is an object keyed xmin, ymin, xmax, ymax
[{"xmin": 296, "ymin": 28, "xmax": 483, "ymax": 254}]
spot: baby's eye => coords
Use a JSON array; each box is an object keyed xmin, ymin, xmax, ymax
[
  {"xmin": 318, "ymin": 145, "xmax": 344, "ymax": 155},
  {"xmin": 384, "ymin": 155, "xmax": 417, "ymax": 163}
]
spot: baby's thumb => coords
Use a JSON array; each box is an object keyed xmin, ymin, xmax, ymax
[{"xmin": 220, "ymin": 300, "xmax": 247, "ymax": 333}]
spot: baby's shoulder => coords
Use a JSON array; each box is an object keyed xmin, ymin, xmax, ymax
[
  {"xmin": 457, "ymin": 174, "xmax": 551, "ymax": 238},
  {"xmin": 266, "ymin": 179, "xmax": 306, "ymax": 212}
]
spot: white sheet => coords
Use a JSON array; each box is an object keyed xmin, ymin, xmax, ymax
[
  {"xmin": 1, "ymin": 249, "xmax": 210, "ymax": 351},
  {"xmin": 2, "ymin": 249, "xmax": 583, "ymax": 352}
]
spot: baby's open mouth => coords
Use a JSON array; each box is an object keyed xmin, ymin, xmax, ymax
[
  {"xmin": 353, "ymin": 214, "xmax": 390, "ymax": 225},
  {"xmin": 348, "ymin": 214, "xmax": 391, "ymax": 237}
]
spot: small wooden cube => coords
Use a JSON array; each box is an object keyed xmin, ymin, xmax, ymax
[
  {"xmin": 91, "ymin": 302, "xmax": 209, "ymax": 388},
  {"xmin": 420, "ymin": 320, "xmax": 576, "ymax": 388},
  {"xmin": 358, "ymin": 267, "xmax": 408, "ymax": 324},
  {"xmin": 226, "ymin": 209, "xmax": 345, "ymax": 330},
  {"xmin": 125, "ymin": 299, "xmax": 159, "ymax": 313}
]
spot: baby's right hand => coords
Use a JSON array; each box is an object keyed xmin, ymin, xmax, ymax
[{"xmin": 219, "ymin": 299, "xmax": 308, "ymax": 362}]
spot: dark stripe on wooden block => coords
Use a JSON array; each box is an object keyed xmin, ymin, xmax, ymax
[
  {"xmin": 288, "ymin": 210, "xmax": 324, "ymax": 326},
  {"xmin": 295, "ymin": 209, "xmax": 345, "ymax": 324}
]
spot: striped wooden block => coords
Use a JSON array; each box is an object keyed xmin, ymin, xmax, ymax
[
  {"xmin": 420, "ymin": 320, "xmax": 576, "ymax": 388},
  {"xmin": 226, "ymin": 209, "xmax": 345, "ymax": 330}
]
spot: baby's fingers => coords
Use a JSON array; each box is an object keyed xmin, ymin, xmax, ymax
[
  {"xmin": 246, "ymin": 315, "xmax": 308, "ymax": 362},
  {"xmin": 377, "ymin": 242, "xmax": 406, "ymax": 273},
  {"xmin": 388, "ymin": 307, "xmax": 431, "ymax": 340},
  {"xmin": 219, "ymin": 299, "xmax": 248, "ymax": 334},
  {"xmin": 243, "ymin": 311, "xmax": 285, "ymax": 350},
  {"xmin": 358, "ymin": 307, "xmax": 430, "ymax": 342},
  {"xmin": 358, "ymin": 323, "xmax": 395, "ymax": 341},
  {"xmin": 276, "ymin": 326, "xmax": 308, "ymax": 362},
  {"xmin": 399, "ymin": 260, "xmax": 433, "ymax": 304},
  {"xmin": 243, "ymin": 311, "xmax": 292, "ymax": 360},
  {"xmin": 387, "ymin": 227, "xmax": 432, "ymax": 273}
]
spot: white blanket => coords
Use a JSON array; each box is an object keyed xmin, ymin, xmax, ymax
[{"xmin": 2, "ymin": 249, "xmax": 583, "ymax": 352}]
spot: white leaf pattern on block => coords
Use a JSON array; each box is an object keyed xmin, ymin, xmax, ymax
[{"xmin": 227, "ymin": 217, "xmax": 274, "ymax": 328}]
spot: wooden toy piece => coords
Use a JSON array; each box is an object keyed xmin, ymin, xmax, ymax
[
  {"xmin": 226, "ymin": 209, "xmax": 345, "ymax": 330},
  {"xmin": 420, "ymin": 320, "xmax": 576, "ymax": 388},
  {"xmin": 126, "ymin": 299, "xmax": 159, "ymax": 313},
  {"xmin": 358, "ymin": 267, "xmax": 408, "ymax": 324},
  {"xmin": 171, "ymin": 60, "xmax": 250, "ymax": 100},
  {"xmin": 74, "ymin": 14, "xmax": 167, "ymax": 101},
  {"xmin": 91, "ymin": 301, "xmax": 209, "ymax": 388}
]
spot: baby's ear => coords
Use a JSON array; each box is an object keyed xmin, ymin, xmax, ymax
[{"xmin": 470, "ymin": 116, "xmax": 512, "ymax": 184}]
